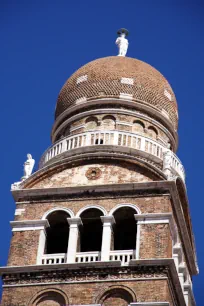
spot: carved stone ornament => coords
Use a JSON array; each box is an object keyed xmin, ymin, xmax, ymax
[
  {"xmin": 2, "ymin": 266, "xmax": 168, "ymax": 286},
  {"xmin": 85, "ymin": 167, "xmax": 102, "ymax": 180}
]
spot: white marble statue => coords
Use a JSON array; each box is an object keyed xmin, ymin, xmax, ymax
[
  {"xmin": 116, "ymin": 29, "xmax": 129, "ymax": 57},
  {"xmin": 163, "ymin": 150, "xmax": 172, "ymax": 179},
  {"xmin": 23, "ymin": 153, "xmax": 35, "ymax": 178}
]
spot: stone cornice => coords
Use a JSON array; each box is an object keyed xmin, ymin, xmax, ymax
[
  {"xmin": 12, "ymin": 181, "xmax": 170, "ymax": 203},
  {"xmin": 11, "ymin": 180, "xmax": 197, "ymax": 276},
  {"xmin": 0, "ymin": 259, "xmax": 187, "ymax": 306},
  {"xmin": 10, "ymin": 219, "xmax": 49, "ymax": 232}
]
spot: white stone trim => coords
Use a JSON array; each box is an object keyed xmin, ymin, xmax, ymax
[
  {"xmin": 119, "ymin": 93, "xmax": 133, "ymax": 100},
  {"xmin": 135, "ymin": 222, "xmax": 141, "ymax": 260},
  {"xmin": 109, "ymin": 203, "xmax": 141, "ymax": 216},
  {"xmin": 134, "ymin": 213, "xmax": 177, "ymax": 250},
  {"xmin": 36, "ymin": 229, "xmax": 47, "ymax": 264},
  {"xmin": 164, "ymin": 89, "xmax": 172, "ymax": 101},
  {"xmin": 134, "ymin": 213, "xmax": 172, "ymax": 224},
  {"xmin": 42, "ymin": 207, "xmax": 74, "ymax": 219},
  {"xmin": 100, "ymin": 216, "xmax": 115, "ymax": 261},
  {"xmin": 121, "ymin": 77, "xmax": 134, "ymax": 85},
  {"xmin": 15, "ymin": 208, "xmax": 25, "ymax": 216},
  {"xmin": 161, "ymin": 109, "xmax": 169, "ymax": 119},
  {"xmin": 76, "ymin": 97, "xmax": 87, "ymax": 104},
  {"xmin": 76, "ymin": 74, "xmax": 88, "ymax": 84},
  {"xmin": 130, "ymin": 303, "xmax": 170, "ymax": 306},
  {"xmin": 10, "ymin": 220, "xmax": 49, "ymax": 232},
  {"xmin": 70, "ymin": 124, "xmax": 85, "ymax": 132},
  {"xmin": 76, "ymin": 205, "xmax": 107, "ymax": 217},
  {"xmin": 116, "ymin": 120, "xmax": 133, "ymax": 127},
  {"xmin": 67, "ymin": 218, "xmax": 82, "ymax": 263}
]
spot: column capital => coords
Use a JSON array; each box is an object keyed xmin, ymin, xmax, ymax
[
  {"xmin": 67, "ymin": 217, "xmax": 83, "ymax": 227},
  {"xmin": 100, "ymin": 215, "xmax": 115, "ymax": 225}
]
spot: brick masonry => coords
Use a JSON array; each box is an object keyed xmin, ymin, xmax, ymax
[{"xmin": 1, "ymin": 279, "xmax": 173, "ymax": 306}]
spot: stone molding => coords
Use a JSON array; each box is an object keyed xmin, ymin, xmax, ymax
[{"xmin": 10, "ymin": 220, "xmax": 49, "ymax": 232}]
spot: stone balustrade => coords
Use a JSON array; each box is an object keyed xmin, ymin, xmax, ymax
[
  {"xmin": 41, "ymin": 253, "xmax": 66, "ymax": 265},
  {"xmin": 39, "ymin": 131, "xmax": 185, "ymax": 181},
  {"xmin": 76, "ymin": 251, "xmax": 100, "ymax": 263},
  {"xmin": 109, "ymin": 250, "xmax": 134, "ymax": 265},
  {"xmin": 41, "ymin": 250, "xmax": 134, "ymax": 266}
]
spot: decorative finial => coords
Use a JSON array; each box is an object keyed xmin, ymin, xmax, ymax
[{"xmin": 116, "ymin": 28, "xmax": 129, "ymax": 57}]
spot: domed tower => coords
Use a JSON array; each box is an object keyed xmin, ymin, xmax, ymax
[{"xmin": 1, "ymin": 29, "xmax": 198, "ymax": 306}]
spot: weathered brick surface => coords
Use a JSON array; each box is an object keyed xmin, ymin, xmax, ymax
[
  {"xmin": 7, "ymin": 231, "xmax": 39, "ymax": 266},
  {"xmin": 15, "ymin": 196, "xmax": 172, "ymax": 221},
  {"xmin": 1, "ymin": 279, "xmax": 173, "ymax": 306},
  {"xmin": 30, "ymin": 163, "xmax": 157, "ymax": 189},
  {"xmin": 139, "ymin": 224, "xmax": 172, "ymax": 259}
]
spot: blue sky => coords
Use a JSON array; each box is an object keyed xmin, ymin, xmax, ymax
[{"xmin": 1, "ymin": 0, "xmax": 204, "ymax": 304}]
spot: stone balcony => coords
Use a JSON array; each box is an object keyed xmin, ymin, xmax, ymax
[
  {"xmin": 41, "ymin": 250, "xmax": 134, "ymax": 266},
  {"xmin": 39, "ymin": 130, "xmax": 185, "ymax": 181}
]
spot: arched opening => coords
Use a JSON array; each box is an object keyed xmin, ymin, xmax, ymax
[
  {"xmin": 147, "ymin": 126, "xmax": 158, "ymax": 139},
  {"xmin": 80, "ymin": 208, "xmax": 103, "ymax": 252},
  {"xmin": 102, "ymin": 115, "xmax": 116, "ymax": 130},
  {"xmin": 31, "ymin": 290, "xmax": 67, "ymax": 306},
  {"xmin": 85, "ymin": 116, "xmax": 98, "ymax": 130},
  {"xmin": 113, "ymin": 207, "xmax": 137, "ymax": 250},
  {"xmin": 45, "ymin": 211, "xmax": 70, "ymax": 254},
  {"xmin": 132, "ymin": 120, "xmax": 145, "ymax": 133},
  {"xmin": 100, "ymin": 288, "xmax": 134, "ymax": 306}
]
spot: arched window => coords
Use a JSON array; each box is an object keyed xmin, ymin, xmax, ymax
[
  {"xmin": 30, "ymin": 289, "xmax": 68, "ymax": 306},
  {"xmin": 132, "ymin": 120, "xmax": 145, "ymax": 133},
  {"xmin": 113, "ymin": 207, "xmax": 137, "ymax": 250},
  {"xmin": 80, "ymin": 208, "xmax": 103, "ymax": 252},
  {"xmin": 101, "ymin": 115, "xmax": 116, "ymax": 130},
  {"xmin": 147, "ymin": 126, "xmax": 158, "ymax": 139},
  {"xmin": 85, "ymin": 116, "xmax": 98, "ymax": 130},
  {"xmin": 99, "ymin": 287, "xmax": 134, "ymax": 306},
  {"xmin": 45, "ymin": 211, "xmax": 70, "ymax": 254}
]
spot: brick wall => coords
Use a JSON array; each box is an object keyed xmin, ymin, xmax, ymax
[{"xmin": 1, "ymin": 279, "xmax": 173, "ymax": 306}]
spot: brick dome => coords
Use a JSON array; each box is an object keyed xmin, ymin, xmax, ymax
[{"xmin": 55, "ymin": 56, "xmax": 178, "ymax": 129}]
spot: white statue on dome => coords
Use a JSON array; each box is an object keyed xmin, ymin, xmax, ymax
[
  {"xmin": 116, "ymin": 28, "xmax": 129, "ymax": 57},
  {"xmin": 23, "ymin": 153, "xmax": 35, "ymax": 179}
]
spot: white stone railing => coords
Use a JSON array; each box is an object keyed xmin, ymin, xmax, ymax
[
  {"xmin": 41, "ymin": 253, "xmax": 66, "ymax": 265},
  {"xmin": 41, "ymin": 250, "xmax": 134, "ymax": 266},
  {"xmin": 109, "ymin": 250, "xmax": 134, "ymax": 265},
  {"xmin": 76, "ymin": 251, "xmax": 100, "ymax": 263},
  {"xmin": 39, "ymin": 131, "xmax": 185, "ymax": 180}
]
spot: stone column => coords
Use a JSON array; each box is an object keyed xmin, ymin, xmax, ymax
[
  {"xmin": 67, "ymin": 217, "xmax": 82, "ymax": 263},
  {"xmin": 100, "ymin": 216, "xmax": 115, "ymax": 261}
]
